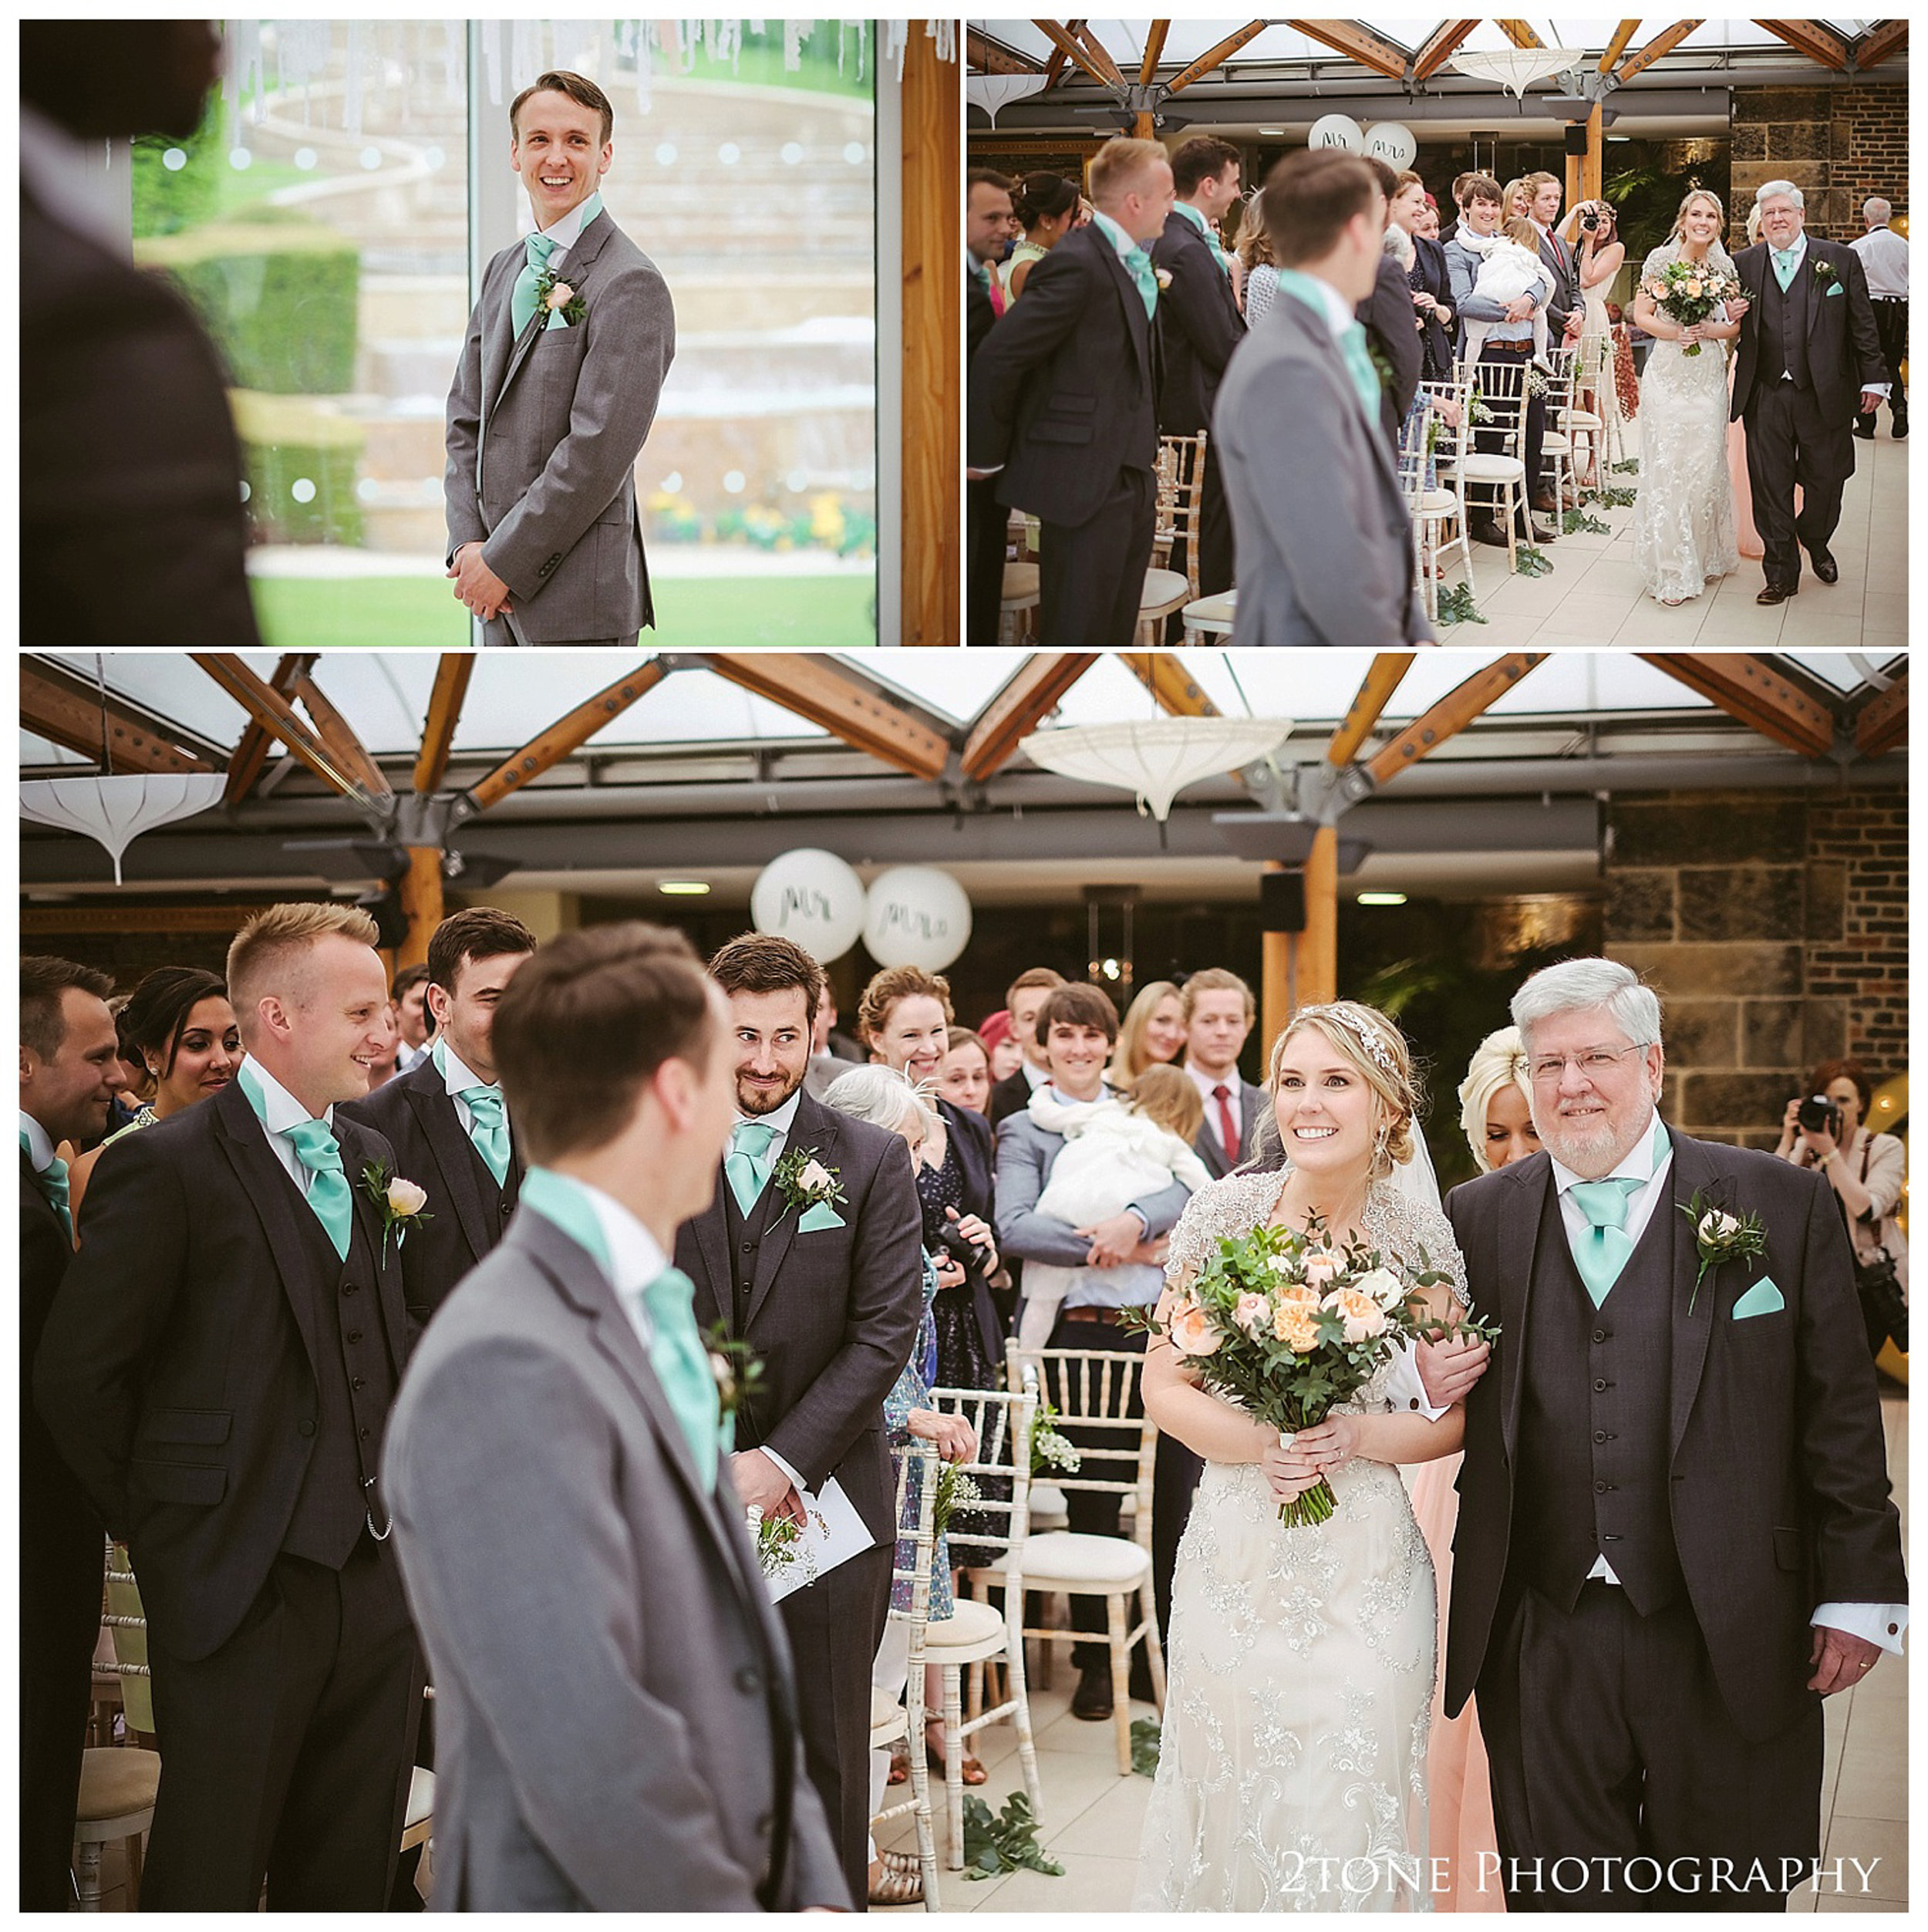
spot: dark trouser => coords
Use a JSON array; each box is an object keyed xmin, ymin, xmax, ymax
[
  {"xmin": 1477, "ymin": 1581, "xmax": 1822, "ymax": 1913},
  {"xmin": 1857, "ymin": 299, "xmax": 1908, "ymax": 430},
  {"xmin": 1475, "ymin": 342, "xmax": 1547, "ymax": 529},
  {"xmin": 967, "ymin": 475, "xmax": 1007, "ymax": 646},
  {"xmin": 1037, "ymin": 465, "xmax": 1157, "ymax": 649},
  {"xmin": 20, "ymin": 1497, "xmax": 104, "ymax": 1909},
  {"xmin": 1744, "ymin": 382, "xmax": 1850, "ymax": 588},
  {"xmin": 141, "ymin": 1539, "xmax": 423, "ymax": 1911},
  {"xmin": 780, "ymin": 1539, "xmax": 888, "ymax": 1910}
]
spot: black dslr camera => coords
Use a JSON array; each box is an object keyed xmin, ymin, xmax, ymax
[
  {"xmin": 1797, "ymin": 1094, "xmax": 1845, "ymax": 1138},
  {"xmin": 935, "ymin": 1224, "xmax": 992, "ymax": 1284},
  {"xmin": 1579, "ymin": 204, "xmax": 1601, "ymax": 232}
]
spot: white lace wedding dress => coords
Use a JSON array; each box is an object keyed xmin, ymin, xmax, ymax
[
  {"xmin": 1630, "ymin": 242, "xmax": 1739, "ymax": 604},
  {"xmin": 1133, "ymin": 1170, "xmax": 1469, "ymax": 1913}
]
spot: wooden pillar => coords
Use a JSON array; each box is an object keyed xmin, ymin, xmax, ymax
[
  {"xmin": 1565, "ymin": 144, "xmax": 1582, "ymax": 216},
  {"xmin": 399, "ymin": 847, "xmax": 443, "ymax": 968},
  {"xmin": 1583, "ymin": 102, "xmax": 1604, "ymax": 205},
  {"xmin": 901, "ymin": 30, "xmax": 957, "ymax": 644},
  {"xmin": 1259, "ymin": 830, "xmax": 1340, "ymax": 1051},
  {"xmin": 1133, "ymin": 110, "xmax": 1154, "ymax": 139}
]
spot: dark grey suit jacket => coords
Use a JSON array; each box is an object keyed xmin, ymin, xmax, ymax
[
  {"xmin": 445, "ymin": 207, "xmax": 674, "ymax": 642},
  {"xmin": 383, "ymin": 1209, "xmax": 845, "ymax": 1910},
  {"xmin": 1190, "ymin": 1075, "xmax": 1268, "ymax": 1182},
  {"xmin": 1730, "ymin": 237, "xmax": 1886, "ymax": 434}
]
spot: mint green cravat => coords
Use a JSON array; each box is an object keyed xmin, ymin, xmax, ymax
[
  {"xmin": 1094, "ymin": 211, "xmax": 1157, "ymax": 319},
  {"xmin": 21, "ymin": 1129, "xmax": 71, "ymax": 1241},
  {"xmin": 463, "ymin": 1086, "xmax": 511, "ymax": 1188},
  {"xmin": 726, "ymin": 1120, "xmax": 778, "ymax": 1216},
  {"xmin": 1771, "ymin": 246, "xmax": 1800, "ymax": 292},
  {"xmin": 1569, "ymin": 1176, "xmax": 1644, "ymax": 1307},
  {"xmin": 1174, "ymin": 198, "xmax": 1233, "ymax": 278},
  {"xmin": 510, "ymin": 194, "xmax": 602, "ymax": 336},
  {"xmin": 282, "ymin": 1119, "xmax": 354, "ymax": 1261},
  {"xmin": 1275, "ymin": 268, "xmax": 1382, "ymax": 421},
  {"xmin": 642, "ymin": 1266, "xmax": 723, "ymax": 1487}
]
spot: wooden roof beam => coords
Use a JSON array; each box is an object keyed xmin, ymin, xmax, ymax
[
  {"xmin": 966, "ymin": 28, "xmax": 1047, "ymax": 76},
  {"xmin": 1853, "ymin": 671, "xmax": 1906, "ymax": 757},
  {"xmin": 288, "ymin": 669, "xmax": 393, "ymax": 801},
  {"xmin": 1852, "ymin": 19, "xmax": 1907, "ymax": 69},
  {"xmin": 1070, "ymin": 20, "xmax": 1127, "ymax": 88},
  {"xmin": 1137, "ymin": 19, "xmax": 1170, "ymax": 85},
  {"xmin": 193, "ymin": 653, "xmax": 387, "ymax": 806},
  {"xmin": 1366, "ymin": 654, "xmax": 1547, "ymax": 786},
  {"xmin": 1599, "ymin": 19, "xmax": 1642, "ymax": 71},
  {"xmin": 1616, "ymin": 20, "xmax": 1704, "ymax": 83},
  {"xmin": 706, "ymin": 654, "xmax": 951, "ymax": 781},
  {"xmin": 1032, "ymin": 19, "xmax": 1119, "ymax": 91},
  {"xmin": 1327, "ymin": 654, "xmax": 1417, "ymax": 767},
  {"xmin": 1413, "ymin": 20, "xmax": 1481, "ymax": 81},
  {"xmin": 1041, "ymin": 22, "xmax": 1083, "ymax": 90},
  {"xmin": 413, "ymin": 655, "xmax": 476, "ymax": 795},
  {"xmin": 962, "ymin": 652, "xmax": 1102, "ymax": 781},
  {"xmin": 1117, "ymin": 653, "xmax": 1222, "ymax": 716},
  {"xmin": 1637, "ymin": 652, "xmax": 1837, "ymax": 756},
  {"xmin": 20, "ymin": 659, "xmax": 219, "ymax": 775},
  {"xmin": 225, "ymin": 653, "xmax": 315, "ymax": 804},
  {"xmin": 1282, "ymin": 19, "xmax": 1408, "ymax": 81},
  {"xmin": 1167, "ymin": 20, "xmax": 1272, "ymax": 91},
  {"xmin": 1496, "ymin": 19, "xmax": 1545, "ymax": 49},
  {"xmin": 1754, "ymin": 19, "xmax": 1851, "ymax": 71},
  {"xmin": 464, "ymin": 660, "xmax": 669, "ymax": 811}
]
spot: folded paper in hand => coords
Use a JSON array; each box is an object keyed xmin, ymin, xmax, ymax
[{"xmin": 766, "ymin": 1476, "xmax": 875, "ymax": 1603}]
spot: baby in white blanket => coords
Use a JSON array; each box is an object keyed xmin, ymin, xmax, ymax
[
  {"xmin": 1020, "ymin": 1066, "xmax": 1213, "ymax": 1348},
  {"xmin": 1459, "ymin": 216, "xmax": 1556, "ymax": 370}
]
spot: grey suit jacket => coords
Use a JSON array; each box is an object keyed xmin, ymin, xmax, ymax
[
  {"xmin": 1213, "ymin": 288, "xmax": 1433, "ymax": 647},
  {"xmin": 382, "ymin": 1209, "xmax": 846, "ymax": 1911},
  {"xmin": 445, "ymin": 207, "xmax": 674, "ymax": 643},
  {"xmin": 1191, "ymin": 1076, "xmax": 1269, "ymax": 1182}
]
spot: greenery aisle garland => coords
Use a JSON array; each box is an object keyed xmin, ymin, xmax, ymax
[
  {"xmin": 961, "ymin": 1792, "xmax": 1065, "ymax": 1880},
  {"xmin": 1436, "ymin": 582, "xmax": 1488, "ymax": 626}
]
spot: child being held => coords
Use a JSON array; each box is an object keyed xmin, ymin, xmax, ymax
[
  {"xmin": 1017, "ymin": 1065, "xmax": 1215, "ymax": 1349},
  {"xmin": 1460, "ymin": 216, "xmax": 1556, "ymax": 370}
]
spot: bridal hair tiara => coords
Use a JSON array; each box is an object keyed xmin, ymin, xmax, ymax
[{"xmin": 1292, "ymin": 1002, "xmax": 1401, "ymax": 1079}]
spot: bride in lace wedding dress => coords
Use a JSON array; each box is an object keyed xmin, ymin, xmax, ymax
[
  {"xmin": 1134, "ymin": 1003, "xmax": 1470, "ymax": 1913},
  {"xmin": 1630, "ymin": 191, "xmax": 1751, "ymax": 605}
]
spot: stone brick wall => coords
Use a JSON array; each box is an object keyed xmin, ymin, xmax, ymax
[
  {"xmin": 1730, "ymin": 82, "xmax": 1907, "ymax": 244},
  {"xmin": 1603, "ymin": 785, "xmax": 1906, "ymax": 1148}
]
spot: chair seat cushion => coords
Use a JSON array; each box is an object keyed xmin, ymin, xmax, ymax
[
  {"xmin": 1140, "ymin": 568, "xmax": 1189, "ymax": 612},
  {"xmin": 1181, "ymin": 592, "xmax": 1237, "ymax": 629},
  {"xmin": 993, "ymin": 1530, "xmax": 1152, "ymax": 1590},
  {"xmin": 923, "ymin": 1597, "xmax": 1008, "ymax": 1649},
  {"xmin": 870, "ymin": 1685, "xmax": 908, "ymax": 1731},
  {"xmin": 76, "ymin": 1747, "xmax": 160, "ymax": 1823},
  {"xmin": 1002, "ymin": 561, "xmax": 1040, "ymax": 605},
  {"xmin": 1562, "ymin": 410, "xmax": 1604, "ymax": 429},
  {"xmin": 1452, "ymin": 454, "xmax": 1525, "ymax": 482},
  {"xmin": 1541, "ymin": 433, "xmax": 1573, "ymax": 455},
  {"xmin": 1417, "ymin": 489, "xmax": 1458, "ymax": 514}
]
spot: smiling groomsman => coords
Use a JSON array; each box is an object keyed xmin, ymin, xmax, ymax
[
  {"xmin": 446, "ymin": 69, "xmax": 674, "ymax": 646},
  {"xmin": 674, "ymin": 933, "xmax": 923, "ymax": 1907},
  {"xmin": 37, "ymin": 904, "xmax": 423, "ymax": 1910}
]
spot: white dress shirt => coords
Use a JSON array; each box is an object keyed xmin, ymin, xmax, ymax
[
  {"xmin": 396, "ymin": 1039, "xmax": 432, "ymax": 1079},
  {"xmin": 573, "ymin": 1174, "xmax": 669, "ymax": 1356},
  {"xmin": 1849, "ymin": 223, "xmax": 1909, "ymax": 299},
  {"xmin": 236, "ymin": 1059, "xmax": 335, "ymax": 1199},
  {"xmin": 1184, "ymin": 1060, "xmax": 1248, "ymax": 1159},
  {"xmin": 432, "ymin": 1037, "xmax": 504, "ymax": 1141},
  {"xmin": 526, "ymin": 190, "xmax": 600, "ymax": 273},
  {"xmin": 20, "ymin": 1109, "xmax": 56, "ymax": 1174},
  {"xmin": 1020, "ymin": 1058, "xmax": 1049, "ymax": 1091},
  {"xmin": 733, "ymin": 1086, "xmax": 809, "ymax": 1496}
]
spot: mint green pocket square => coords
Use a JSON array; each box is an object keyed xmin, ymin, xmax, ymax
[
  {"xmin": 1731, "ymin": 1276, "xmax": 1785, "ymax": 1320},
  {"xmin": 798, "ymin": 1201, "xmax": 846, "ymax": 1233},
  {"xmin": 1825, "ymin": 282, "xmax": 1844, "ymax": 296}
]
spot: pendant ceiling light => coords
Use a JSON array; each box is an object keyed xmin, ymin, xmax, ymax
[
  {"xmin": 1449, "ymin": 46, "xmax": 1586, "ymax": 99},
  {"xmin": 1018, "ymin": 718, "xmax": 1293, "ymax": 823},
  {"xmin": 19, "ymin": 774, "xmax": 227, "ymax": 884},
  {"xmin": 966, "ymin": 72, "xmax": 1048, "ymax": 124}
]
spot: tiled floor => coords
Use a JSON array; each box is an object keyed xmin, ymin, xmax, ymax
[
  {"xmin": 880, "ymin": 1389, "xmax": 1909, "ymax": 1915},
  {"xmin": 1434, "ymin": 413, "xmax": 1907, "ymax": 650}
]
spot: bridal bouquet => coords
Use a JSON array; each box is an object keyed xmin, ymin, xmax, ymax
[
  {"xmin": 1640, "ymin": 258, "xmax": 1743, "ymax": 357},
  {"xmin": 1131, "ymin": 1216, "xmax": 1492, "ymax": 1528}
]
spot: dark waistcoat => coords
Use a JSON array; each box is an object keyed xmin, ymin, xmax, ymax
[
  {"xmin": 1511, "ymin": 1178, "xmax": 1685, "ymax": 1617},
  {"xmin": 1758, "ymin": 258, "xmax": 1814, "ymax": 390}
]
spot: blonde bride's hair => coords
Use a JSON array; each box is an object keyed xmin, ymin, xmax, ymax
[
  {"xmin": 1266, "ymin": 1000, "xmax": 1418, "ymax": 1180},
  {"xmin": 1670, "ymin": 187, "xmax": 1726, "ymax": 244}
]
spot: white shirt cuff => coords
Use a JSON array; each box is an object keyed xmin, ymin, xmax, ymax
[
  {"xmin": 1812, "ymin": 1603, "xmax": 1907, "ymax": 1655},
  {"xmin": 1387, "ymin": 1343, "xmax": 1451, "ymax": 1422},
  {"xmin": 758, "ymin": 1445, "xmax": 809, "ymax": 1498},
  {"xmin": 1867, "ymin": 383, "xmax": 1893, "ymax": 398}
]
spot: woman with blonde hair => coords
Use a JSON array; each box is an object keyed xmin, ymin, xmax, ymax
[
  {"xmin": 1136, "ymin": 1001, "xmax": 1471, "ymax": 1910},
  {"xmin": 1107, "ymin": 978, "xmax": 1187, "ymax": 1091},
  {"xmin": 1235, "ymin": 187, "xmax": 1278, "ymax": 322}
]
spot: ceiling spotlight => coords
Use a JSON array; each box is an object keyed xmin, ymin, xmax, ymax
[
  {"xmin": 658, "ymin": 880, "xmax": 712, "ymax": 896},
  {"xmin": 1357, "ymin": 892, "xmax": 1407, "ymax": 907}
]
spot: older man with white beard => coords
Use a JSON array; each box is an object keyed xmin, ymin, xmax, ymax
[{"xmin": 1421, "ymin": 957, "xmax": 1905, "ymax": 1910}]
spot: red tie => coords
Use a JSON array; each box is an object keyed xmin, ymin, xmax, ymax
[{"xmin": 1213, "ymin": 1084, "xmax": 1240, "ymax": 1163}]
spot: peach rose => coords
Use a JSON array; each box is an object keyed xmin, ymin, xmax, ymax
[
  {"xmin": 1273, "ymin": 1300, "xmax": 1321, "ymax": 1352},
  {"xmin": 1169, "ymin": 1301, "xmax": 1222, "ymax": 1357},
  {"xmin": 1323, "ymin": 1286, "xmax": 1389, "ymax": 1344},
  {"xmin": 544, "ymin": 281, "xmax": 577, "ymax": 311},
  {"xmin": 1302, "ymin": 1252, "xmax": 1340, "ymax": 1287},
  {"xmin": 1233, "ymin": 1291, "xmax": 1272, "ymax": 1338},
  {"xmin": 386, "ymin": 1177, "xmax": 429, "ymax": 1217}
]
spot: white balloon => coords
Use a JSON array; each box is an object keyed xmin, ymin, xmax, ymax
[
  {"xmin": 1307, "ymin": 113, "xmax": 1364, "ymax": 155},
  {"xmin": 750, "ymin": 848, "xmax": 866, "ymax": 962},
  {"xmin": 1365, "ymin": 122, "xmax": 1417, "ymax": 171},
  {"xmin": 861, "ymin": 867, "xmax": 973, "ymax": 972}
]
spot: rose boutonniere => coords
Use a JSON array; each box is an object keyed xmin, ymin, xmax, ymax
[
  {"xmin": 1812, "ymin": 258, "xmax": 1838, "ymax": 286},
  {"xmin": 1153, "ymin": 268, "xmax": 1172, "ymax": 292},
  {"xmin": 533, "ymin": 265, "xmax": 586, "ymax": 327},
  {"xmin": 1678, "ymin": 1189, "xmax": 1768, "ymax": 1315},
  {"xmin": 771, "ymin": 1146, "xmax": 845, "ymax": 1217},
  {"xmin": 703, "ymin": 1320, "xmax": 764, "ymax": 1422},
  {"xmin": 361, "ymin": 1162, "xmax": 430, "ymax": 1259}
]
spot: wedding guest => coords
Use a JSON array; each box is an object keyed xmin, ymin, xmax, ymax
[
  {"xmin": 672, "ymin": 933, "xmax": 924, "ymax": 1906},
  {"xmin": 1151, "ymin": 136, "xmax": 1247, "ymax": 602},
  {"xmin": 804, "ymin": 979, "xmax": 866, "ymax": 1099},
  {"xmin": 986, "ymin": 966, "xmax": 1067, "ymax": 1127},
  {"xmin": 445, "ymin": 70, "xmax": 673, "ymax": 645},
  {"xmin": 1432, "ymin": 959, "xmax": 1907, "ymax": 1908},
  {"xmin": 342, "ymin": 908, "xmax": 536, "ymax": 1323},
  {"xmin": 1393, "ymin": 169, "xmax": 1456, "ymax": 383},
  {"xmin": 67, "ymin": 967, "xmax": 240, "ymax": 1226},
  {"xmin": 1234, "ymin": 187, "xmax": 1278, "ymax": 321},
  {"xmin": 383, "ymin": 922, "xmax": 846, "ymax": 1908},
  {"xmin": 1180, "ymin": 969, "xmax": 1265, "ymax": 1180},
  {"xmin": 38, "ymin": 904, "xmax": 423, "ymax": 1909},
  {"xmin": 363, "ymin": 1001, "xmax": 403, "ymax": 1089},
  {"xmin": 1107, "ymin": 979, "xmax": 1187, "ymax": 1093},
  {"xmin": 1557, "ymin": 197, "xmax": 1628, "ymax": 482},
  {"xmin": 1004, "ymin": 171, "xmax": 1081, "ymax": 302},
  {"xmin": 966, "ymin": 167, "xmax": 1017, "ymax": 647},
  {"xmin": 391, "ymin": 963, "xmax": 434, "ymax": 1074},
  {"xmin": 979, "ymin": 1008, "xmax": 1025, "ymax": 1085},
  {"xmin": 1356, "ymin": 156, "xmax": 1424, "ymax": 450},
  {"xmin": 968, "ymin": 137, "xmax": 1175, "ymax": 648},
  {"xmin": 1438, "ymin": 172, "xmax": 1476, "ymax": 248},
  {"xmin": 1849, "ymin": 197, "xmax": 1907, "ymax": 438},
  {"xmin": 19, "ymin": 956, "xmax": 124, "ymax": 1909},
  {"xmin": 21, "ymin": 19, "xmax": 261, "ymax": 647},
  {"xmin": 1415, "ymin": 194, "xmax": 1443, "ymax": 244},
  {"xmin": 1215, "ymin": 147, "xmax": 1434, "ymax": 646},
  {"xmin": 938, "ymin": 1026, "xmax": 993, "ymax": 1118}
]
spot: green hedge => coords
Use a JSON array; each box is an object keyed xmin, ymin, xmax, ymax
[
  {"xmin": 230, "ymin": 390, "xmax": 366, "ymax": 548},
  {"xmin": 136, "ymin": 214, "xmax": 359, "ymax": 394}
]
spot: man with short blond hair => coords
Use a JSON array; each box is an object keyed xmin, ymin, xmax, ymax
[
  {"xmin": 969, "ymin": 137, "xmax": 1175, "ymax": 646},
  {"xmin": 39, "ymin": 902, "xmax": 422, "ymax": 1909},
  {"xmin": 1179, "ymin": 969, "xmax": 1263, "ymax": 1179}
]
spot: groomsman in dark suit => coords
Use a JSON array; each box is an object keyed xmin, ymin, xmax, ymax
[
  {"xmin": 1434, "ymin": 959, "xmax": 1906, "ymax": 1909},
  {"xmin": 342, "ymin": 908, "xmax": 536, "ymax": 1322},
  {"xmin": 1526, "ymin": 171, "xmax": 1583, "ymax": 513},
  {"xmin": 986, "ymin": 966, "xmax": 1067, "ymax": 1130},
  {"xmin": 19, "ymin": 957, "xmax": 126, "ymax": 1909},
  {"xmin": 966, "ymin": 169, "xmax": 1017, "ymax": 647},
  {"xmin": 1180, "ymin": 969, "xmax": 1265, "ymax": 1180},
  {"xmin": 1356, "ymin": 157, "xmax": 1425, "ymax": 453},
  {"xmin": 37, "ymin": 904, "xmax": 424, "ymax": 1910},
  {"xmin": 968, "ymin": 137, "xmax": 1175, "ymax": 648},
  {"xmin": 674, "ymin": 934, "xmax": 923, "ymax": 1907},
  {"xmin": 1151, "ymin": 137, "xmax": 1246, "ymax": 605}
]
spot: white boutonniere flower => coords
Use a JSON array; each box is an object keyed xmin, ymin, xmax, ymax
[
  {"xmin": 360, "ymin": 1162, "xmax": 431, "ymax": 1257},
  {"xmin": 1678, "ymin": 1188, "xmax": 1768, "ymax": 1315},
  {"xmin": 531, "ymin": 264, "xmax": 586, "ymax": 326},
  {"xmin": 772, "ymin": 1146, "xmax": 846, "ymax": 1217},
  {"xmin": 1153, "ymin": 268, "xmax": 1173, "ymax": 291}
]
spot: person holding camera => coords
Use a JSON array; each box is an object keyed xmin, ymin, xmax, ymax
[
  {"xmin": 1778, "ymin": 1058, "xmax": 1909, "ymax": 1357},
  {"xmin": 1558, "ymin": 197, "xmax": 1629, "ymax": 477}
]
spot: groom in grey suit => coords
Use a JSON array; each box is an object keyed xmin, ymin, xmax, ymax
[
  {"xmin": 444, "ymin": 70, "xmax": 674, "ymax": 646},
  {"xmin": 1215, "ymin": 148, "xmax": 1432, "ymax": 647},
  {"xmin": 383, "ymin": 922, "xmax": 847, "ymax": 1910}
]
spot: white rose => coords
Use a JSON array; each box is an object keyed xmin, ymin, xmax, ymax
[
  {"xmin": 544, "ymin": 280, "xmax": 576, "ymax": 311},
  {"xmin": 386, "ymin": 1178, "xmax": 429, "ymax": 1217},
  {"xmin": 797, "ymin": 1158, "xmax": 834, "ymax": 1193},
  {"xmin": 1352, "ymin": 1266, "xmax": 1407, "ymax": 1311},
  {"xmin": 1698, "ymin": 1209, "xmax": 1740, "ymax": 1243}
]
